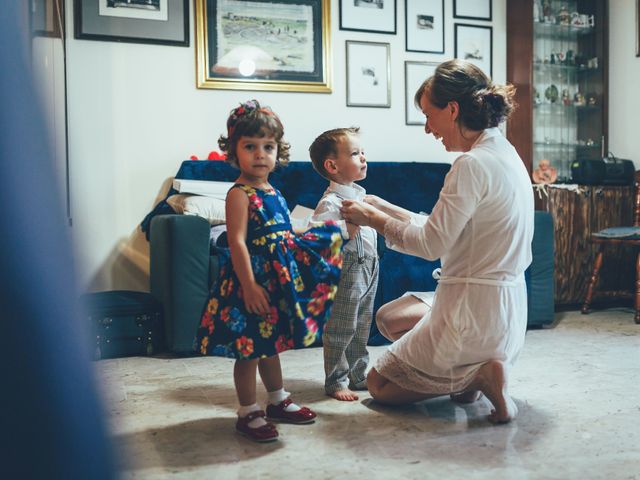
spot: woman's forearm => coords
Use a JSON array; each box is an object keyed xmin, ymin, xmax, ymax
[{"xmin": 376, "ymin": 201, "xmax": 414, "ymax": 222}]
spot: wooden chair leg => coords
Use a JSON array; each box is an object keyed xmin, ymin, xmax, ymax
[
  {"xmin": 582, "ymin": 245, "xmax": 605, "ymax": 314},
  {"xmin": 635, "ymin": 250, "xmax": 640, "ymax": 324}
]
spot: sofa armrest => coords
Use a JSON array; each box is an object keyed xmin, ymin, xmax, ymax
[
  {"xmin": 527, "ymin": 211, "xmax": 555, "ymax": 327},
  {"xmin": 150, "ymin": 214, "xmax": 211, "ymax": 354}
]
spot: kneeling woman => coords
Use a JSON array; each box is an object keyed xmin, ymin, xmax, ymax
[{"xmin": 341, "ymin": 59, "xmax": 533, "ymax": 424}]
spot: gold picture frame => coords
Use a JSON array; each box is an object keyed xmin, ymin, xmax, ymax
[{"xmin": 196, "ymin": 0, "xmax": 332, "ymax": 92}]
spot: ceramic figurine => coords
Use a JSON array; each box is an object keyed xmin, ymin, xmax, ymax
[{"xmin": 532, "ymin": 159, "xmax": 558, "ymax": 184}]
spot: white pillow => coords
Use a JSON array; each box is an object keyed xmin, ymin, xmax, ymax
[{"xmin": 166, "ymin": 194, "xmax": 226, "ymax": 225}]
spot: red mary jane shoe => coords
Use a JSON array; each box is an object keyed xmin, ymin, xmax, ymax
[
  {"xmin": 236, "ymin": 410, "xmax": 279, "ymax": 443},
  {"xmin": 266, "ymin": 398, "xmax": 317, "ymax": 424}
]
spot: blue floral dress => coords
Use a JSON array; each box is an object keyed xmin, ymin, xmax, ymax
[{"xmin": 196, "ymin": 184, "xmax": 343, "ymax": 360}]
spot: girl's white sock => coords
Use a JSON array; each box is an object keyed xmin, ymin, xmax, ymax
[
  {"xmin": 267, "ymin": 388, "xmax": 301, "ymax": 412},
  {"xmin": 237, "ymin": 403, "xmax": 267, "ymax": 428}
]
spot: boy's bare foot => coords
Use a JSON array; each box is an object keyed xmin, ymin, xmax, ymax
[
  {"xmin": 470, "ymin": 360, "xmax": 518, "ymax": 424},
  {"xmin": 450, "ymin": 390, "xmax": 483, "ymax": 404},
  {"xmin": 329, "ymin": 389, "xmax": 359, "ymax": 401}
]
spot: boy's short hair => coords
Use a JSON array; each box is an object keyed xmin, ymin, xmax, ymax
[{"xmin": 309, "ymin": 127, "xmax": 360, "ymax": 180}]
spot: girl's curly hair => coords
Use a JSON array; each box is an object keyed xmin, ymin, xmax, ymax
[{"xmin": 218, "ymin": 99, "xmax": 290, "ymax": 167}]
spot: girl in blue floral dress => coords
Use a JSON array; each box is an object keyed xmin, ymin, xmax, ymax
[{"xmin": 196, "ymin": 100, "xmax": 343, "ymax": 442}]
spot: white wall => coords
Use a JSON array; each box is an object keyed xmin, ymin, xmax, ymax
[
  {"xmin": 608, "ymin": 0, "xmax": 640, "ymax": 167},
  {"xmin": 65, "ymin": 0, "xmax": 506, "ymax": 291}
]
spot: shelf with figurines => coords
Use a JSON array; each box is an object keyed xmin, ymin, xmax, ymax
[
  {"xmin": 533, "ymin": 85, "xmax": 599, "ymax": 110},
  {"xmin": 533, "ymin": 140, "xmax": 601, "ymax": 150},
  {"xmin": 533, "ymin": 1, "xmax": 595, "ymax": 38}
]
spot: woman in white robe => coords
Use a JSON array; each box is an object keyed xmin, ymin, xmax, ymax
[{"xmin": 341, "ymin": 59, "xmax": 534, "ymax": 424}]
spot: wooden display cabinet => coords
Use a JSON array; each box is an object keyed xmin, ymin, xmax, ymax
[{"xmin": 538, "ymin": 185, "xmax": 634, "ymax": 306}]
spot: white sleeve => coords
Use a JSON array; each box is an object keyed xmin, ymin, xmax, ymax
[
  {"xmin": 311, "ymin": 195, "xmax": 349, "ymax": 239},
  {"xmin": 384, "ymin": 155, "xmax": 486, "ymax": 260}
]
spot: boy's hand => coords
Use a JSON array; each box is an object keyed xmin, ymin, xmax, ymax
[
  {"xmin": 346, "ymin": 222, "xmax": 360, "ymax": 239},
  {"xmin": 243, "ymin": 282, "xmax": 271, "ymax": 316}
]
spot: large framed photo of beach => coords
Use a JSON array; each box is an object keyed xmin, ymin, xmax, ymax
[
  {"xmin": 454, "ymin": 23, "xmax": 492, "ymax": 77},
  {"xmin": 195, "ymin": 0, "xmax": 331, "ymax": 92},
  {"xmin": 405, "ymin": 0, "xmax": 444, "ymax": 54},
  {"xmin": 346, "ymin": 41, "xmax": 391, "ymax": 108},
  {"xmin": 405, "ymin": 61, "xmax": 437, "ymax": 125}
]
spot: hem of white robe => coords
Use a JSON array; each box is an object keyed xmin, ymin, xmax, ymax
[{"xmin": 375, "ymin": 350, "xmax": 480, "ymax": 395}]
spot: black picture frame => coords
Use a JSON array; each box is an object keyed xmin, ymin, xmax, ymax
[
  {"xmin": 196, "ymin": 0, "xmax": 331, "ymax": 92},
  {"xmin": 453, "ymin": 0, "xmax": 492, "ymax": 22},
  {"xmin": 405, "ymin": 0, "xmax": 444, "ymax": 54},
  {"xmin": 637, "ymin": 0, "xmax": 640, "ymax": 57},
  {"xmin": 74, "ymin": 0, "xmax": 189, "ymax": 46},
  {"xmin": 340, "ymin": 0, "xmax": 397, "ymax": 35},
  {"xmin": 454, "ymin": 23, "xmax": 492, "ymax": 77}
]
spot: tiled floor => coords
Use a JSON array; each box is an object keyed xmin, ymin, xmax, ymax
[{"xmin": 97, "ymin": 308, "xmax": 640, "ymax": 479}]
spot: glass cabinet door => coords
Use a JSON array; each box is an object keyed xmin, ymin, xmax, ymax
[{"xmin": 531, "ymin": 0, "xmax": 605, "ymax": 182}]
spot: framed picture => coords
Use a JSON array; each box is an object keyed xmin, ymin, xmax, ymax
[
  {"xmin": 453, "ymin": 0, "xmax": 492, "ymax": 21},
  {"xmin": 405, "ymin": 0, "xmax": 444, "ymax": 54},
  {"xmin": 340, "ymin": 0, "xmax": 396, "ymax": 35},
  {"xmin": 196, "ymin": 0, "xmax": 331, "ymax": 92},
  {"xmin": 346, "ymin": 41, "xmax": 390, "ymax": 108},
  {"xmin": 74, "ymin": 0, "xmax": 189, "ymax": 46},
  {"xmin": 405, "ymin": 61, "xmax": 437, "ymax": 125},
  {"xmin": 454, "ymin": 23, "xmax": 492, "ymax": 77},
  {"xmin": 637, "ymin": 0, "xmax": 640, "ymax": 57},
  {"xmin": 31, "ymin": 0, "xmax": 64, "ymax": 37}
]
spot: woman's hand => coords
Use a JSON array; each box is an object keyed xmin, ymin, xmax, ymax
[
  {"xmin": 243, "ymin": 282, "xmax": 271, "ymax": 316},
  {"xmin": 364, "ymin": 194, "xmax": 386, "ymax": 210},
  {"xmin": 341, "ymin": 199, "xmax": 378, "ymax": 227}
]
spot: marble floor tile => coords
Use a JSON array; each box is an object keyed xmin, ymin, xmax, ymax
[{"xmin": 95, "ymin": 308, "xmax": 640, "ymax": 480}]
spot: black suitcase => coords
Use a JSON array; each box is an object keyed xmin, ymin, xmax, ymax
[{"xmin": 80, "ymin": 290, "xmax": 163, "ymax": 360}]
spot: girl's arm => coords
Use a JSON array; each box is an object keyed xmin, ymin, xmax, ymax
[
  {"xmin": 225, "ymin": 188, "xmax": 270, "ymax": 316},
  {"xmin": 365, "ymin": 195, "xmax": 414, "ymax": 223}
]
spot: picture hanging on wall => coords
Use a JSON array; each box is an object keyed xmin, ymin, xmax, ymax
[
  {"xmin": 340, "ymin": 0, "xmax": 397, "ymax": 35},
  {"xmin": 454, "ymin": 23, "xmax": 492, "ymax": 77},
  {"xmin": 74, "ymin": 0, "xmax": 189, "ymax": 46},
  {"xmin": 453, "ymin": 0, "xmax": 492, "ymax": 21},
  {"xmin": 405, "ymin": 0, "xmax": 444, "ymax": 53},
  {"xmin": 195, "ymin": 0, "xmax": 331, "ymax": 92},
  {"xmin": 405, "ymin": 61, "xmax": 438, "ymax": 125},
  {"xmin": 346, "ymin": 41, "xmax": 391, "ymax": 108}
]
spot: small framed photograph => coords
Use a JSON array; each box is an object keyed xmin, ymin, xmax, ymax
[
  {"xmin": 74, "ymin": 0, "xmax": 189, "ymax": 46},
  {"xmin": 454, "ymin": 23, "xmax": 492, "ymax": 77},
  {"xmin": 454, "ymin": 0, "xmax": 491, "ymax": 21},
  {"xmin": 405, "ymin": 61, "xmax": 438, "ymax": 125},
  {"xmin": 340, "ymin": 0, "xmax": 397, "ymax": 35},
  {"xmin": 196, "ymin": 0, "xmax": 331, "ymax": 92},
  {"xmin": 346, "ymin": 41, "xmax": 391, "ymax": 108},
  {"xmin": 405, "ymin": 0, "xmax": 444, "ymax": 54}
]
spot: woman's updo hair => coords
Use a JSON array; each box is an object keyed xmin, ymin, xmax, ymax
[
  {"xmin": 414, "ymin": 59, "xmax": 517, "ymax": 131},
  {"xmin": 218, "ymin": 99, "xmax": 291, "ymax": 167}
]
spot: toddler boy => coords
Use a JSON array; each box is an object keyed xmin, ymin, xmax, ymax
[{"xmin": 309, "ymin": 127, "xmax": 379, "ymax": 401}]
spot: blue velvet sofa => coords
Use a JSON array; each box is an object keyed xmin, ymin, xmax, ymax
[{"xmin": 143, "ymin": 160, "xmax": 554, "ymax": 354}]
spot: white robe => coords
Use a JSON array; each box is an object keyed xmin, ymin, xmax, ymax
[{"xmin": 379, "ymin": 128, "xmax": 534, "ymax": 393}]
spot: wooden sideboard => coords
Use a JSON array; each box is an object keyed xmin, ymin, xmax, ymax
[{"xmin": 537, "ymin": 184, "xmax": 634, "ymax": 307}]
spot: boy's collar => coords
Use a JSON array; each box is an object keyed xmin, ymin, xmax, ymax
[{"xmin": 327, "ymin": 181, "xmax": 365, "ymax": 200}]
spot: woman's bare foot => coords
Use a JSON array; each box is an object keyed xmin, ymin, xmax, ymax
[
  {"xmin": 450, "ymin": 390, "xmax": 483, "ymax": 404},
  {"xmin": 329, "ymin": 389, "xmax": 359, "ymax": 401},
  {"xmin": 471, "ymin": 361, "xmax": 518, "ymax": 424}
]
